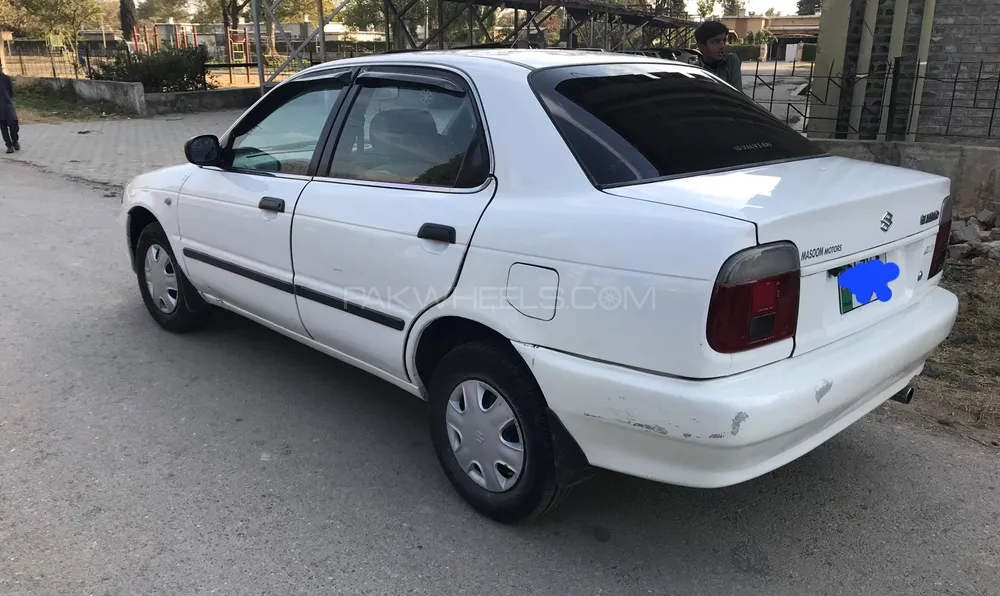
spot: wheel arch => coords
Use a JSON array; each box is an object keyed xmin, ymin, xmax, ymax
[
  {"xmin": 126, "ymin": 206, "xmax": 159, "ymax": 269},
  {"xmin": 411, "ymin": 315, "xmax": 509, "ymax": 394},
  {"xmin": 412, "ymin": 315, "xmax": 595, "ymax": 489}
]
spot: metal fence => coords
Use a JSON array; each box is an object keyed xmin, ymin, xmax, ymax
[
  {"xmin": 2, "ymin": 43, "xmax": 392, "ymax": 88},
  {"xmin": 3, "ymin": 45, "xmax": 105, "ymax": 79},
  {"xmin": 8, "ymin": 40, "xmax": 1000, "ymax": 142},
  {"xmin": 203, "ymin": 44, "xmax": 387, "ymax": 87},
  {"xmin": 745, "ymin": 57, "xmax": 1000, "ymax": 144}
]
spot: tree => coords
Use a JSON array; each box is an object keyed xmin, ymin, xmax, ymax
[
  {"xmin": 192, "ymin": 0, "xmax": 251, "ymax": 29},
  {"xmin": 341, "ymin": 0, "xmax": 480, "ymax": 48},
  {"xmin": 720, "ymin": 0, "xmax": 744, "ymax": 15},
  {"xmin": 96, "ymin": 0, "xmax": 119, "ymax": 29},
  {"xmin": 796, "ymin": 0, "xmax": 820, "ymax": 15},
  {"xmin": 744, "ymin": 28, "xmax": 775, "ymax": 45},
  {"xmin": 340, "ymin": 0, "xmax": 385, "ymax": 33},
  {"xmin": 19, "ymin": 0, "xmax": 104, "ymax": 52},
  {"xmin": 764, "ymin": 7, "xmax": 780, "ymax": 16},
  {"xmin": 0, "ymin": 0, "xmax": 29, "ymax": 30},
  {"xmin": 119, "ymin": 0, "xmax": 136, "ymax": 39},
  {"xmin": 696, "ymin": 0, "xmax": 715, "ymax": 19},
  {"xmin": 663, "ymin": 0, "xmax": 685, "ymax": 16},
  {"xmin": 136, "ymin": 0, "xmax": 190, "ymax": 21}
]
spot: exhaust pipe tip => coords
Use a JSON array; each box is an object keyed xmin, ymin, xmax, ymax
[{"xmin": 891, "ymin": 386, "xmax": 915, "ymax": 405}]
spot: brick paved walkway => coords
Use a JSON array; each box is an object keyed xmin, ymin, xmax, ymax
[{"xmin": 1, "ymin": 110, "xmax": 244, "ymax": 187}]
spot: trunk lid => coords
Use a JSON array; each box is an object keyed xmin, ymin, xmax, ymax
[{"xmin": 604, "ymin": 156, "xmax": 952, "ymax": 356}]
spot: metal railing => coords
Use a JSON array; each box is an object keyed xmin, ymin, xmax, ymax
[{"xmin": 746, "ymin": 57, "xmax": 1000, "ymax": 143}]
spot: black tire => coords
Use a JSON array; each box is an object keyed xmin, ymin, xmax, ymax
[
  {"xmin": 428, "ymin": 339, "xmax": 571, "ymax": 524},
  {"xmin": 134, "ymin": 222, "xmax": 211, "ymax": 333}
]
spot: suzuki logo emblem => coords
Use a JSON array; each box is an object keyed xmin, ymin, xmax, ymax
[{"xmin": 880, "ymin": 211, "xmax": 894, "ymax": 232}]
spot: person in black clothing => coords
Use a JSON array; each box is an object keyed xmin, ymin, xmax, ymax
[
  {"xmin": 1, "ymin": 69, "xmax": 21, "ymax": 154},
  {"xmin": 694, "ymin": 20, "xmax": 743, "ymax": 93}
]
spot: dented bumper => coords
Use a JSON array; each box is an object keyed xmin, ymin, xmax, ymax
[{"xmin": 512, "ymin": 286, "xmax": 958, "ymax": 489}]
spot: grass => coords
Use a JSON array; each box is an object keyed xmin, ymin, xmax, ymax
[
  {"xmin": 916, "ymin": 262, "xmax": 1000, "ymax": 428},
  {"xmin": 14, "ymin": 85, "xmax": 127, "ymax": 124}
]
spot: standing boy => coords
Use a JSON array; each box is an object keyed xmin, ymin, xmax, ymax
[
  {"xmin": 694, "ymin": 21, "xmax": 743, "ymax": 93},
  {"xmin": 1, "ymin": 69, "xmax": 20, "ymax": 154}
]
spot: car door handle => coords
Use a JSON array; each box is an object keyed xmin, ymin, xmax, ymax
[
  {"xmin": 258, "ymin": 197, "xmax": 285, "ymax": 213},
  {"xmin": 417, "ymin": 223, "xmax": 456, "ymax": 244}
]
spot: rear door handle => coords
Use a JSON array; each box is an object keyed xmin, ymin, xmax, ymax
[
  {"xmin": 258, "ymin": 197, "xmax": 285, "ymax": 213},
  {"xmin": 417, "ymin": 223, "xmax": 456, "ymax": 244}
]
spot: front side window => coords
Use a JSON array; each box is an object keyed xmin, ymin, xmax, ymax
[
  {"xmin": 529, "ymin": 63, "xmax": 827, "ymax": 187},
  {"xmin": 228, "ymin": 77, "xmax": 347, "ymax": 176},
  {"xmin": 328, "ymin": 75, "xmax": 489, "ymax": 188}
]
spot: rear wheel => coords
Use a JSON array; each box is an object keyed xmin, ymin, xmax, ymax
[
  {"xmin": 135, "ymin": 222, "xmax": 210, "ymax": 333},
  {"xmin": 428, "ymin": 340, "xmax": 570, "ymax": 524}
]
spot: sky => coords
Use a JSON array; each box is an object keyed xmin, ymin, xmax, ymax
[{"xmin": 685, "ymin": 0, "xmax": 800, "ymax": 16}]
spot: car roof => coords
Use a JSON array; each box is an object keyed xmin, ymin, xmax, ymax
[{"xmin": 290, "ymin": 48, "xmax": 698, "ymax": 80}]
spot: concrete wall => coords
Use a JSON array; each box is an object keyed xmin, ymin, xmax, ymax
[
  {"xmin": 15, "ymin": 76, "xmax": 145, "ymax": 115},
  {"xmin": 14, "ymin": 76, "xmax": 261, "ymax": 117},
  {"xmin": 144, "ymin": 88, "xmax": 259, "ymax": 116},
  {"xmin": 805, "ymin": 0, "xmax": 854, "ymax": 138},
  {"xmin": 814, "ymin": 138, "xmax": 1000, "ymax": 216}
]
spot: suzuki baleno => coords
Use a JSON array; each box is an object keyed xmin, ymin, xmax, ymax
[{"xmin": 120, "ymin": 50, "xmax": 959, "ymax": 523}]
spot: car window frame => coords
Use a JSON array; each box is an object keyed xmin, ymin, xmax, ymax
[
  {"xmin": 214, "ymin": 68, "xmax": 355, "ymax": 180},
  {"xmin": 314, "ymin": 63, "xmax": 494, "ymax": 194},
  {"xmin": 526, "ymin": 60, "xmax": 830, "ymax": 190}
]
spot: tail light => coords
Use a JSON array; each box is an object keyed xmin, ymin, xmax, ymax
[
  {"xmin": 707, "ymin": 242, "xmax": 800, "ymax": 354},
  {"xmin": 928, "ymin": 196, "xmax": 953, "ymax": 279}
]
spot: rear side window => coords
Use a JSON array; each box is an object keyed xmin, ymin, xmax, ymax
[{"xmin": 529, "ymin": 63, "xmax": 827, "ymax": 187}]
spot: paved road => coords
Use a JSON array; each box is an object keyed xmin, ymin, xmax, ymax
[
  {"xmin": 1, "ymin": 160, "xmax": 998, "ymax": 595},
  {"xmin": 6, "ymin": 110, "xmax": 243, "ymax": 187}
]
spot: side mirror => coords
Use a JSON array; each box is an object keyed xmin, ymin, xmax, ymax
[{"xmin": 184, "ymin": 134, "xmax": 222, "ymax": 166}]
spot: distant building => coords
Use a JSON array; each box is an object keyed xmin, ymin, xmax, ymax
[
  {"xmin": 128, "ymin": 17, "xmax": 385, "ymax": 57},
  {"xmin": 721, "ymin": 14, "xmax": 820, "ymax": 43},
  {"xmin": 720, "ymin": 13, "xmax": 820, "ymax": 61},
  {"xmin": 76, "ymin": 29, "xmax": 123, "ymax": 44}
]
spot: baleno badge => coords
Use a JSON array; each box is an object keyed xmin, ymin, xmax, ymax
[{"xmin": 880, "ymin": 211, "xmax": 894, "ymax": 232}]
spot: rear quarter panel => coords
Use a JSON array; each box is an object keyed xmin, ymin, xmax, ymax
[{"xmin": 441, "ymin": 191, "xmax": 765, "ymax": 378}]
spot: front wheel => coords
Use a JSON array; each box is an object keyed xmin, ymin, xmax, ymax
[
  {"xmin": 134, "ymin": 222, "xmax": 210, "ymax": 333},
  {"xmin": 428, "ymin": 340, "xmax": 570, "ymax": 524}
]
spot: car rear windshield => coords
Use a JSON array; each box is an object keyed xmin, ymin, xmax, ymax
[{"xmin": 528, "ymin": 63, "xmax": 827, "ymax": 187}]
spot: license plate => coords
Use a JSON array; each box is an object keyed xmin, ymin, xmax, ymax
[{"xmin": 833, "ymin": 254, "xmax": 887, "ymax": 315}]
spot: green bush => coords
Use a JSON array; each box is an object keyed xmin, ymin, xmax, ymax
[
  {"xmin": 727, "ymin": 44, "xmax": 761, "ymax": 62},
  {"xmin": 802, "ymin": 43, "xmax": 818, "ymax": 62},
  {"xmin": 88, "ymin": 47, "xmax": 216, "ymax": 93}
]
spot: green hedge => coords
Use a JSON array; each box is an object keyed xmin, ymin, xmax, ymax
[
  {"xmin": 88, "ymin": 47, "xmax": 216, "ymax": 93},
  {"xmin": 802, "ymin": 43, "xmax": 818, "ymax": 61},
  {"xmin": 727, "ymin": 45, "xmax": 761, "ymax": 62}
]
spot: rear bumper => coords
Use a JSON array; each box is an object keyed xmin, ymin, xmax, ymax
[{"xmin": 514, "ymin": 286, "xmax": 958, "ymax": 488}]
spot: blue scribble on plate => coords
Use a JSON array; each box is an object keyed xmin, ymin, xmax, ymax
[{"xmin": 838, "ymin": 259, "xmax": 900, "ymax": 304}]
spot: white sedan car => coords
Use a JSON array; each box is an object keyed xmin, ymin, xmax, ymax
[{"xmin": 121, "ymin": 49, "xmax": 958, "ymax": 523}]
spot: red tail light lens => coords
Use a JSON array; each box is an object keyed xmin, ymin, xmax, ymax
[
  {"xmin": 707, "ymin": 242, "xmax": 801, "ymax": 354},
  {"xmin": 928, "ymin": 196, "xmax": 953, "ymax": 279}
]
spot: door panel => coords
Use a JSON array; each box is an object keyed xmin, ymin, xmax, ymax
[
  {"xmin": 292, "ymin": 180, "xmax": 497, "ymax": 377},
  {"xmin": 178, "ymin": 169, "xmax": 308, "ymax": 334},
  {"xmin": 291, "ymin": 66, "xmax": 495, "ymax": 380},
  {"xmin": 176, "ymin": 72, "xmax": 351, "ymax": 336}
]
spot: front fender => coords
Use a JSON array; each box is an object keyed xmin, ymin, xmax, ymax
[{"xmin": 123, "ymin": 164, "xmax": 199, "ymax": 274}]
